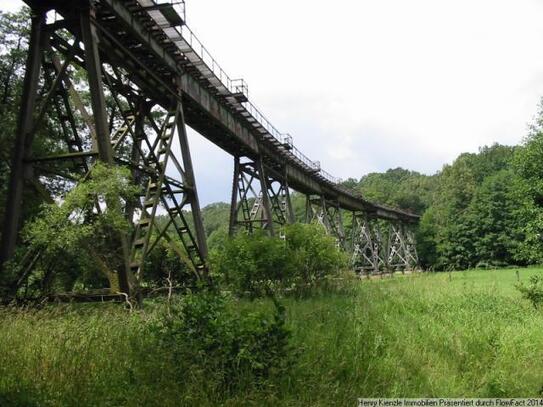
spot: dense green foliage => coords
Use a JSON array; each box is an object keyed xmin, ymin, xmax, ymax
[
  {"xmin": 2, "ymin": 269, "xmax": 543, "ymax": 405},
  {"xmin": 200, "ymin": 202, "xmax": 230, "ymax": 240},
  {"xmin": 0, "ymin": 9, "xmax": 34, "ymax": 227},
  {"xmin": 516, "ymin": 274, "xmax": 543, "ymax": 309},
  {"xmin": 347, "ymin": 127, "xmax": 543, "ymax": 270},
  {"xmin": 355, "ymin": 168, "xmax": 438, "ymax": 214},
  {"xmin": 210, "ymin": 223, "xmax": 347, "ymax": 297},
  {"xmin": 150, "ymin": 291, "xmax": 293, "ymax": 395},
  {"xmin": 5, "ymin": 163, "xmax": 138, "ymax": 295}
]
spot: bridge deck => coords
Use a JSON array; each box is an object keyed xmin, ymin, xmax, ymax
[{"xmin": 25, "ymin": 0, "xmax": 418, "ymax": 223}]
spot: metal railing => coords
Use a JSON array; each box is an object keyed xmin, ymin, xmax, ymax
[
  {"xmin": 231, "ymin": 79, "xmax": 248, "ymax": 98},
  {"xmin": 320, "ymin": 169, "xmax": 342, "ymax": 184},
  {"xmin": 243, "ymin": 100, "xmax": 283, "ymax": 140},
  {"xmin": 292, "ymin": 145, "xmax": 321, "ymax": 172},
  {"xmin": 145, "ymin": 0, "xmax": 343, "ymax": 185},
  {"xmin": 154, "ymin": 0, "xmax": 186, "ymax": 23}
]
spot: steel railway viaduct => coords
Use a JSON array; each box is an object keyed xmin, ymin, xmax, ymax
[{"xmin": 0, "ymin": 0, "xmax": 420, "ymax": 299}]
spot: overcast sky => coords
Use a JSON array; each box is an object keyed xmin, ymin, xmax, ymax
[{"xmin": 3, "ymin": 0, "xmax": 543, "ymax": 205}]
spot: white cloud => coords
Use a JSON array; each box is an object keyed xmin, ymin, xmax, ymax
[{"xmin": 3, "ymin": 0, "xmax": 543, "ymax": 204}]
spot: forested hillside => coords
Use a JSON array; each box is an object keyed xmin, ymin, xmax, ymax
[{"xmin": 349, "ymin": 123, "xmax": 543, "ymax": 270}]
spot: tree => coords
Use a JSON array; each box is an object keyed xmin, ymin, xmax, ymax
[
  {"xmin": 14, "ymin": 163, "xmax": 138, "ymax": 295},
  {"xmin": 357, "ymin": 168, "xmax": 437, "ymax": 214},
  {"xmin": 416, "ymin": 144, "xmax": 519, "ymax": 269},
  {"xmin": 511, "ymin": 102, "xmax": 543, "ymax": 264},
  {"xmin": 284, "ymin": 223, "xmax": 347, "ymax": 286},
  {"xmin": 465, "ymin": 170, "xmax": 528, "ymax": 266},
  {"xmin": 0, "ymin": 8, "xmax": 31, "ymax": 225}
]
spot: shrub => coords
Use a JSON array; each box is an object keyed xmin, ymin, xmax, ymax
[
  {"xmin": 149, "ymin": 291, "xmax": 294, "ymax": 393},
  {"xmin": 210, "ymin": 224, "xmax": 347, "ymax": 297},
  {"xmin": 143, "ymin": 239, "xmax": 196, "ymax": 290},
  {"xmin": 211, "ymin": 231, "xmax": 291, "ymax": 297},
  {"xmin": 284, "ymin": 223, "xmax": 347, "ymax": 287},
  {"xmin": 516, "ymin": 274, "xmax": 543, "ymax": 308}
]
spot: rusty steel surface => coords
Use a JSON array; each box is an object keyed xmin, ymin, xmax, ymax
[{"xmin": 23, "ymin": 0, "xmax": 419, "ymax": 224}]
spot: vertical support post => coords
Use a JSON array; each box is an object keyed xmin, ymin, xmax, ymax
[
  {"xmin": 386, "ymin": 221, "xmax": 409, "ymax": 274},
  {"xmin": 126, "ymin": 99, "xmax": 145, "ymax": 224},
  {"xmin": 229, "ymin": 156, "xmax": 278, "ymax": 236},
  {"xmin": 402, "ymin": 223, "xmax": 419, "ymax": 271},
  {"xmin": 374, "ymin": 221, "xmax": 388, "ymax": 275},
  {"xmin": 370, "ymin": 219, "xmax": 380, "ymax": 275},
  {"xmin": 399, "ymin": 223, "xmax": 408, "ymax": 272},
  {"xmin": 80, "ymin": 7, "xmax": 113, "ymax": 163},
  {"xmin": 256, "ymin": 157, "xmax": 275, "ymax": 236},
  {"xmin": 305, "ymin": 194, "xmax": 329, "ymax": 232},
  {"xmin": 282, "ymin": 167, "xmax": 295, "ymax": 224},
  {"xmin": 350, "ymin": 213, "xmax": 379, "ymax": 276},
  {"xmin": 304, "ymin": 195, "xmax": 312, "ymax": 224},
  {"xmin": 350, "ymin": 212, "xmax": 361, "ymax": 275},
  {"xmin": 387, "ymin": 222, "xmax": 395, "ymax": 274},
  {"xmin": 229, "ymin": 156, "xmax": 241, "ymax": 237},
  {"xmin": 350, "ymin": 211, "xmax": 357, "ymax": 254},
  {"xmin": 336, "ymin": 205, "xmax": 346, "ymax": 249},
  {"xmin": 410, "ymin": 228, "xmax": 419, "ymax": 270},
  {"xmin": 284, "ymin": 183, "xmax": 295, "ymax": 224},
  {"xmin": 80, "ymin": 6, "xmax": 135, "ymax": 296},
  {"xmin": 319, "ymin": 196, "xmax": 331, "ymax": 232},
  {"xmin": 0, "ymin": 11, "xmax": 45, "ymax": 273},
  {"xmin": 175, "ymin": 99, "xmax": 209, "ymax": 263}
]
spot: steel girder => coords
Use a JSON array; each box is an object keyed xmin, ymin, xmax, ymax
[
  {"xmin": 18, "ymin": 0, "xmax": 420, "ymax": 226},
  {"xmin": 305, "ymin": 195, "xmax": 346, "ymax": 249},
  {"xmin": 402, "ymin": 224, "xmax": 419, "ymax": 270},
  {"xmin": 386, "ymin": 222, "xmax": 419, "ymax": 272},
  {"xmin": 350, "ymin": 213, "xmax": 380, "ymax": 275},
  {"xmin": 0, "ymin": 4, "xmax": 209, "ymax": 300},
  {"xmin": 229, "ymin": 156, "xmax": 295, "ymax": 237},
  {"xmin": 349, "ymin": 215, "xmax": 419, "ymax": 276},
  {"xmin": 0, "ymin": 11, "xmax": 45, "ymax": 272}
]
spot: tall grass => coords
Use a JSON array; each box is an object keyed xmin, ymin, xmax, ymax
[{"xmin": 1, "ymin": 268, "xmax": 543, "ymax": 405}]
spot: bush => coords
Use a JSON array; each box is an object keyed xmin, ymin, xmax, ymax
[
  {"xmin": 516, "ymin": 274, "xmax": 543, "ymax": 308},
  {"xmin": 211, "ymin": 231, "xmax": 291, "ymax": 297},
  {"xmin": 143, "ymin": 239, "xmax": 196, "ymax": 290},
  {"xmin": 149, "ymin": 291, "xmax": 294, "ymax": 394},
  {"xmin": 285, "ymin": 223, "xmax": 347, "ymax": 287},
  {"xmin": 210, "ymin": 223, "xmax": 347, "ymax": 297}
]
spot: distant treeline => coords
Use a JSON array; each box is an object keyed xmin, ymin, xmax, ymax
[
  {"xmin": 180, "ymin": 108, "xmax": 543, "ymax": 272},
  {"xmin": 342, "ymin": 112, "xmax": 543, "ymax": 270},
  {"xmin": 199, "ymin": 108, "xmax": 543, "ymax": 271}
]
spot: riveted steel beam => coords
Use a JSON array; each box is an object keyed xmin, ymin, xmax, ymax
[
  {"xmin": 350, "ymin": 213, "xmax": 380, "ymax": 277},
  {"xmin": 0, "ymin": 11, "xmax": 45, "ymax": 275}
]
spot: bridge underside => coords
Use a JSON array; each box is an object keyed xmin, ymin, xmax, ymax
[{"xmin": 0, "ymin": 0, "xmax": 420, "ymax": 300}]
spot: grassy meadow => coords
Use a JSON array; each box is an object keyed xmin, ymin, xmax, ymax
[{"xmin": 1, "ymin": 268, "xmax": 543, "ymax": 406}]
